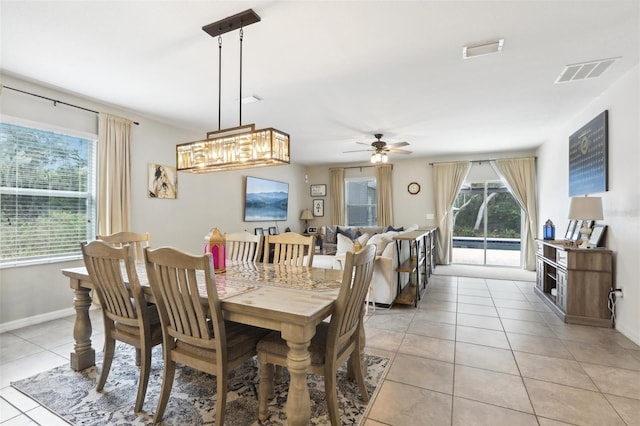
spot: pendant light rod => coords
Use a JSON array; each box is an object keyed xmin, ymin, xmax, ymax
[
  {"xmin": 239, "ymin": 27, "xmax": 243, "ymax": 126},
  {"xmin": 217, "ymin": 35, "xmax": 222, "ymax": 131}
]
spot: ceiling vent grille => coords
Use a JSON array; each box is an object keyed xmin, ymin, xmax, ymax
[{"xmin": 555, "ymin": 57, "xmax": 621, "ymax": 83}]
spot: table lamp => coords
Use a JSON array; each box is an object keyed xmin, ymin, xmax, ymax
[
  {"xmin": 300, "ymin": 208, "xmax": 313, "ymax": 232},
  {"xmin": 568, "ymin": 196, "xmax": 603, "ymax": 248}
]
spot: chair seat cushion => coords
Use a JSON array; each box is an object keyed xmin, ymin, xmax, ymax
[{"xmin": 114, "ymin": 303, "xmax": 163, "ymax": 344}]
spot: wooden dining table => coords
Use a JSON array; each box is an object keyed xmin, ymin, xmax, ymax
[{"xmin": 62, "ymin": 260, "xmax": 344, "ymax": 426}]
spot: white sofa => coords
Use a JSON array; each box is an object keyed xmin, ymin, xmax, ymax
[{"xmin": 312, "ymin": 225, "xmax": 418, "ymax": 306}]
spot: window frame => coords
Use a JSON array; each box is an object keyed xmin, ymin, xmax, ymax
[
  {"xmin": 0, "ymin": 115, "xmax": 98, "ymax": 268},
  {"xmin": 344, "ymin": 176, "xmax": 377, "ymax": 227}
]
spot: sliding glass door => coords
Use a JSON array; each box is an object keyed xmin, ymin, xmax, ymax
[{"xmin": 452, "ymin": 180, "xmax": 521, "ymax": 267}]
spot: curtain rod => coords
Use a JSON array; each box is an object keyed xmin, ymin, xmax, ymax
[
  {"xmin": 2, "ymin": 85, "xmax": 140, "ymax": 126},
  {"xmin": 429, "ymin": 156, "xmax": 536, "ymax": 166}
]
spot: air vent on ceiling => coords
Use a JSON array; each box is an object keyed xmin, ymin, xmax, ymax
[{"xmin": 555, "ymin": 57, "xmax": 621, "ymax": 83}]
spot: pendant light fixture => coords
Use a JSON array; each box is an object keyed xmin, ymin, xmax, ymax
[{"xmin": 177, "ymin": 9, "xmax": 290, "ymax": 173}]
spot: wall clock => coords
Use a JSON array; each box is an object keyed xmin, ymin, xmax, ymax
[{"xmin": 408, "ymin": 182, "xmax": 420, "ymax": 195}]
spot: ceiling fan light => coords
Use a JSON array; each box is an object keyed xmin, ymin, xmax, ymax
[
  {"xmin": 371, "ymin": 152, "xmax": 381, "ymax": 163},
  {"xmin": 382, "ymin": 153, "xmax": 388, "ymax": 163}
]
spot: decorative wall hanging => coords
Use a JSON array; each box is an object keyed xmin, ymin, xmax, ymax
[
  {"xmin": 148, "ymin": 163, "xmax": 177, "ymax": 199},
  {"xmin": 313, "ymin": 199, "xmax": 324, "ymax": 217},
  {"xmin": 569, "ymin": 110, "xmax": 608, "ymax": 196}
]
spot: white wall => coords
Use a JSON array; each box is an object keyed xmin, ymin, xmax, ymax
[
  {"xmin": 537, "ymin": 65, "xmax": 640, "ymax": 344},
  {"xmin": 0, "ymin": 74, "xmax": 306, "ymax": 327}
]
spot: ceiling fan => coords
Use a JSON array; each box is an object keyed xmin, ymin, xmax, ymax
[{"xmin": 343, "ymin": 133, "xmax": 412, "ymax": 163}]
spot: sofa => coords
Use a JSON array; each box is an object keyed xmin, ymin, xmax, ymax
[{"xmin": 312, "ymin": 224, "xmax": 419, "ymax": 306}]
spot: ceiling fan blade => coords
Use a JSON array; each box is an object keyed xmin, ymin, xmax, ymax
[
  {"xmin": 387, "ymin": 148, "xmax": 413, "ymax": 154},
  {"xmin": 356, "ymin": 142, "xmax": 373, "ymax": 146},
  {"xmin": 343, "ymin": 149, "xmax": 373, "ymax": 153},
  {"xmin": 387, "ymin": 141, "xmax": 409, "ymax": 148}
]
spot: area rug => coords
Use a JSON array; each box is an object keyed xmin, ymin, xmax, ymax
[{"xmin": 11, "ymin": 343, "xmax": 389, "ymax": 425}]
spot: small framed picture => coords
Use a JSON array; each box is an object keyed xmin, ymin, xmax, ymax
[
  {"xmin": 254, "ymin": 228, "xmax": 264, "ymax": 235},
  {"xmin": 589, "ymin": 224, "xmax": 607, "ymax": 247},
  {"xmin": 268, "ymin": 226, "xmax": 277, "ymax": 235},
  {"xmin": 313, "ymin": 199, "xmax": 324, "ymax": 217},
  {"xmin": 571, "ymin": 221, "xmax": 583, "ymax": 241},
  {"xmin": 307, "ymin": 226, "xmax": 318, "ymax": 234},
  {"xmin": 310, "ymin": 184, "xmax": 326, "ymax": 197},
  {"xmin": 564, "ymin": 220, "xmax": 577, "ymax": 240},
  {"xmin": 148, "ymin": 163, "xmax": 177, "ymax": 199}
]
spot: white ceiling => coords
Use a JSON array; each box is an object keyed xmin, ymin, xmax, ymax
[{"xmin": 1, "ymin": 1, "xmax": 638, "ymax": 165}]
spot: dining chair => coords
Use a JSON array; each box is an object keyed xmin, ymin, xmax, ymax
[
  {"xmin": 97, "ymin": 231, "xmax": 151, "ymax": 262},
  {"xmin": 263, "ymin": 232, "xmax": 315, "ymax": 266},
  {"xmin": 143, "ymin": 246, "xmax": 269, "ymax": 425},
  {"xmin": 80, "ymin": 240, "xmax": 163, "ymax": 413},
  {"xmin": 225, "ymin": 230, "xmax": 263, "ymax": 262},
  {"xmin": 257, "ymin": 245, "xmax": 376, "ymax": 425}
]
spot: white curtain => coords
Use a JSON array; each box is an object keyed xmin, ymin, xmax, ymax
[
  {"xmin": 492, "ymin": 157, "xmax": 538, "ymax": 270},
  {"xmin": 376, "ymin": 164, "xmax": 393, "ymax": 227},
  {"xmin": 329, "ymin": 167, "xmax": 344, "ymax": 225},
  {"xmin": 434, "ymin": 161, "xmax": 472, "ymax": 264},
  {"xmin": 97, "ymin": 113, "xmax": 133, "ymax": 236}
]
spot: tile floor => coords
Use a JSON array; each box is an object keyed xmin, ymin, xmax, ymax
[{"xmin": 1, "ymin": 274, "xmax": 639, "ymax": 425}]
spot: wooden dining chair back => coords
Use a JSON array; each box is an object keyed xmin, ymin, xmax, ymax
[
  {"xmin": 80, "ymin": 240, "xmax": 162, "ymax": 413},
  {"xmin": 226, "ymin": 230, "xmax": 263, "ymax": 262},
  {"xmin": 144, "ymin": 246, "xmax": 269, "ymax": 425},
  {"xmin": 257, "ymin": 245, "xmax": 376, "ymax": 425},
  {"xmin": 263, "ymin": 232, "xmax": 315, "ymax": 266},
  {"xmin": 97, "ymin": 231, "xmax": 151, "ymax": 262}
]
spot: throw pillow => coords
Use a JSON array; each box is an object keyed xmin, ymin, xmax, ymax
[
  {"xmin": 325, "ymin": 226, "xmax": 337, "ymax": 244},
  {"xmin": 337, "ymin": 226, "xmax": 354, "ymax": 240},
  {"xmin": 366, "ymin": 233, "xmax": 392, "ymax": 256},
  {"xmin": 357, "ymin": 232, "xmax": 370, "ymax": 247},
  {"xmin": 384, "ymin": 225, "xmax": 404, "ymax": 232},
  {"xmin": 336, "ymin": 233, "xmax": 354, "ymax": 255}
]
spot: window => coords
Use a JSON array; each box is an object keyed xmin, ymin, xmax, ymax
[
  {"xmin": 0, "ymin": 119, "xmax": 97, "ymax": 267},
  {"xmin": 345, "ymin": 177, "xmax": 377, "ymax": 226}
]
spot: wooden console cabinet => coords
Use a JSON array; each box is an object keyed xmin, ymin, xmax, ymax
[{"xmin": 535, "ymin": 240, "xmax": 612, "ymax": 327}]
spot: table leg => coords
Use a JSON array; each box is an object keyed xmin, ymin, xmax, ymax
[
  {"xmin": 284, "ymin": 338, "xmax": 311, "ymax": 425},
  {"xmin": 69, "ymin": 285, "xmax": 95, "ymax": 371}
]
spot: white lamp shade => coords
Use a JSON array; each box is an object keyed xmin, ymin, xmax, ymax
[
  {"xmin": 300, "ymin": 209, "xmax": 313, "ymax": 220},
  {"xmin": 568, "ymin": 196, "xmax": 604, "ymax": 220}
]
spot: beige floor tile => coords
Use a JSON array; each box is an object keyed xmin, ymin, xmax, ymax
[
  {"xmin": 501, "ymin": 318, "xmax": 555, "ymax": 337},
  {"xmin": 399, "ymin": 333, "xmax": 455, "ymax": 363},
  {"xmin": 506, "ymin": 333, "xmax": 573, "ymax": 359},
  {"xmin": 550, "ymin": 324, "xmax": 618, "ymax": 346},
  {"xmin": 1, "ymin": 413, "xmax": 39, "ymax": 425},
  {"xmin": 456, "ymin": 325, "xmax": 510, "ymax": 349},
  {"xmin": 456, "ymin": 313, "xmax": 504, "ymax": 331},
  {"xmin": 456, "ymin": 303, "xmax": 498, "ymax": 317},
  {"xmin": 24, "ymin": 406, "xmax": 70, "ymax": 426},
  {"xmin": 9, "ymin": 319, "xmax": 74, "ymax": 340},
  {"xmin": 493, "ymin": 299, "xmax": 536, "ymax": 310},
  {"xmin": 0, "ymin": 351, "xmax": 67, "ymax": 388},
  {"xmin": 524, "ymin": 378, "xmax": 625, "ymax": 425},
  {"xmin": 452, "ymin": 396, "xmax": 538, "ymax": 426},
  {"xmin": 365, "ymin": 313, "xmax": 412, "ymax": 332},
  {"xmin": 453, "ymin": 365, "xmax": 533, "ymax": 413},
  {"xmin": 0, "ymin": 387, "xmax": 40, "ymax": 413},
  {"xmin": 387, "ymin": 353, "xmax": 454, "ymax": 394},
  {"xmin": 407, "ymin": 318, "xmax": 456, "ymax": 341},
  {"xmin": 457, "ymin": 288, "xmax": 491, "ymax": 297},
  {"xmin": 513, "ymin": 351, "xmax": 597, "ymax": 390},
  {"xmin": 564, "ymin": 340, "xmax": 640, "ymax": 371},
  {"xmin": 490, "ymin": 291, "xmax": 529, "ymax": 301},
  {"xmin": 420, "ymin": 299, "xmax": 458, "ymax": 313},
  {"xmin": 457, "ymin": 295, "xmax": 494, "ymax": 306},
  {"xmin": 497, "ymin": 307, "xmax": 544, "ymax": 322},
  {"xmin": 580, "ymin": 362, "xmax": 640, "ymax": 399},
  {"xmin": 537, "ymin": 417, "xmax": 577, "ymax": 425},
  {"xmin": 0, "ymin": 398, "xmax": 21, "ymax": 423},
  {"xmin": 413, "ymin": 309, "xmax": 457, "ymax": 325},
  {"xmin": 368, "ymin": 380, "xmax": 452, "ymax": 426},
  {"xmin": 362, "ymin": 419, "xmax": 387, "ymax": 426},
  {"xmin": 0, "ymin": 334, "xmax": 44, "ymax": 364},
  {"xmin": 455, "ymin": 342, "xmax": 519, "ymax": 375},
  {"xmin": 363, "ymin": 328, "xmax": 405, "ymax": 352},
  {"xmin": 426, "ymin": 290, "xmax": 459, "ymax": 302},
  {"xmin": 604, "ymin": 394, "xmax": 640, "ymax": 426}
]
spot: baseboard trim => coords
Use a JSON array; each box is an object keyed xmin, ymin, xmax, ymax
[{"xmin": 0, "ymin": 306, "xmax": 98, "ymax": 333}]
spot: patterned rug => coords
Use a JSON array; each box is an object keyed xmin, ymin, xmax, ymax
[{"xmin": 11, "ymin": 344, "xmax": 389, "ymax": 425}]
